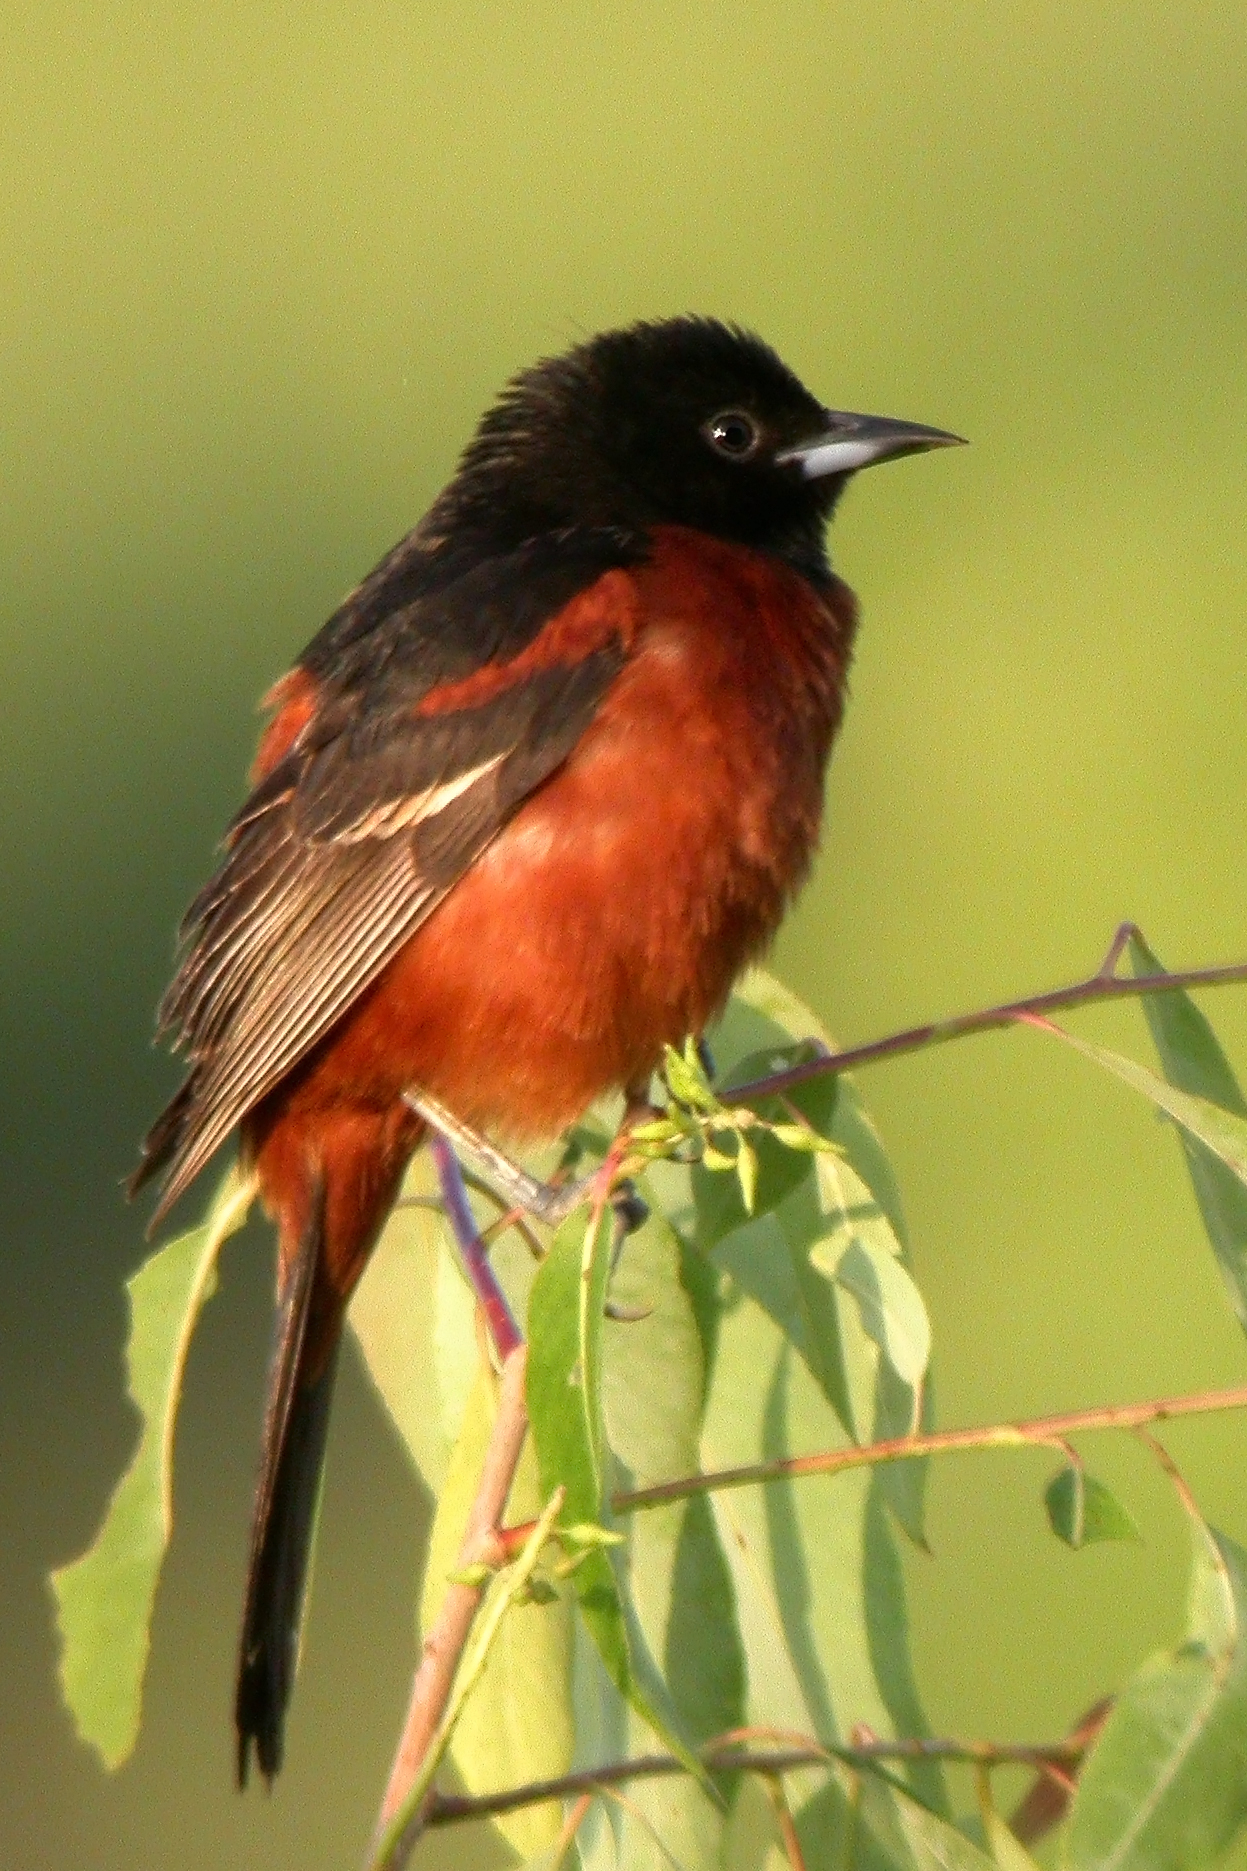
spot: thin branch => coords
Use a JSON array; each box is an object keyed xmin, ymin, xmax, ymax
[
  {"xmin": 553, "ymin": 1795, "xmax": 595, "ymax": 1868},
  {"xmin": 496, "ymin": 1381, "xmax": 1247, "ymax": 1549},
  {"xmin": 451, "ymin": 1168, "xmax": 549, "ymax": 1263},
  {"xmin": 1133, "ymin": 1424, "xmax": 1206, "ymax": 1524},
  {"xmin": 618, "ymin": 1379, "xmax": 1247, "ymax": 1514},
  {"xmin": 368, "ymin": 932, "xmax": 1247, "ymax": 1855},
  {"xmin": 428, "ymin": 1131, "xmax": 523, "ymax": 1358},
  {"xmin": 597, "ymin": 1784, "xmax": 693, "ymax": 1869},
  {"xmin": 369, "ymin": 1343, "xmax": 531, "ymax": 1867},
  {"xmin": 726, "ymin": 924, "xmax": 1247, "ymax": 1104},
  {"xmin": 764, "ymin": 1772, "xmax": 809, "ymax": 1871},
  {"xmin": 371, "ymin": 1483, "xmax": 564, "ymax": 1871},
  {"xmin": 393, "ymin": 1174, "xmax": 547, "ymax": 1263},
  {"xmin": 423, "ymin": 1731, "xmax": 1085, "ymax": 1828}
]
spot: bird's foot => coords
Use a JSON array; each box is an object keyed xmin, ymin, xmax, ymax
[{"xmin": 403, "ymin": 1087, "xmax": 650, "ymax": 1235}]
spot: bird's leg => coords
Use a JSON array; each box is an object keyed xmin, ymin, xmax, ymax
[{"xmin": 403, "ymin": 1087, "xmax": 649, "ymax": 1234}]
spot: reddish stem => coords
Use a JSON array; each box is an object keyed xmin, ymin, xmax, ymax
[
  {"xmin": 428, "ymin": 1131, "xmax": 523, "ymax": 1358},
  {"xmin": 727, "ymin": 924, "xmax": 1247, "ymax": 1104},
  {"xmin": 495, "ymin": 1379, "xmax": 1247, "ymax": 1550}
]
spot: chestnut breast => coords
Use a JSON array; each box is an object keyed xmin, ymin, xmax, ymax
[{"xmin": 288, "ymin": 527, "xmax": 856, "ymax": 1140}]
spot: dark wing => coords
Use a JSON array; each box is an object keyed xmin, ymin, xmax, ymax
[{"xmin": 133, "ymin": 538, "xmax": 640, "ymax": 1225}]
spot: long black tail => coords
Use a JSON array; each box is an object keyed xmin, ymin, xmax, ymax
[{"xmin": 235, "ymin": 1181, "xmax": 340, "ymax": 1786}]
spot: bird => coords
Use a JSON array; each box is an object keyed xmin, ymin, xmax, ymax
[{"xmin": 130, "ymin": 315, "xmax": 961, "ymax": 1784}]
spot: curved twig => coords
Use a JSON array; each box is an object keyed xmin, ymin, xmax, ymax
[
  {"xmin": 367, "ymin": 1344, "xmax": 531, "ymax": 1867},
  {"xmin": 422, "ymin": 1728, "xmax": 1086, "ymax": 1829},
  {"xmin": 494, "ymin": 1380, "xmax": 1247, "ymax": 1550},
  {"xmin": 727, "ymin": 925, "xmax": 1247, "ymax": 1103}
]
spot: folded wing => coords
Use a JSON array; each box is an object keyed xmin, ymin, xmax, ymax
[{"xmin": 133, "ymin": 540, "xmax": 638, "ymax": 1223}]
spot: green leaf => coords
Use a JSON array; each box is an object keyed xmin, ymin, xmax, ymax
[
  {"xmin": 420, "ymin": 1356, "xmax": 574, "ymax": 1861},
  {"xmin": 812, "ymin": 1161, "xmax": 931, "ymax": 1392},
  {"xmin": 872, "ymin": 1359, "xmax": 934, "ymax": 1552},
  {"xmin": 562, "ymin": 1523, "xmax": 627, "ymax": 1550},
  {"xmin": 50, "ymin": 1165, "xmax": 255, "ymax": 1768},
  {"xmin": 765, "ymin": 1757, "xmax": 996, "ymax": 1871},
  {"xmin": 1129, "ymin": 931, "xmax": 1247, "ymax": 1337},
  {"xmin": 691, "ymin": 1036, "xmax": 841, "ymax": 1246},
  {"xmin": 1067, "ymin": 1521, "xmax": 1247, "ymax": 1871},
  {"xmin": 527, "ymin": 1207, "xmax": 710, "ymax": 1799},
  {"xmin": 855, "ymin": 1769, "xmax": 1001, "ymax": 1871},
  {"xmin": 735, "ymin": 1135, "xmax": 758, "ymax": 1214},
  {"xmin": 447, "ymin": 1561, "xmax": 494, "ymax": 1588},
  {"xmin": 977, "ymin": 1771, "xmax": 1046, "ymax": 1871},
  {"xmin": 1029, "ymin": 1023, "xmax": 1247, "ymax": 1193},
  {"xmin": 813, "ymin": 1074, "xmax": 930, "ymax": 1544},
  {"xmin": 690, "ymin": 976, "xmax": 944, "ymax": 1833},
  {"xmin": 704, "ymin": 971, "xmax": 931, "ymax": 1544},
  {"xmin": 701, "ymin": 1262, "xmax": 946, "ymax": 1821},
  {"xmin": 349, "ymin": 1153, "xmax": 478, "ymax": 1494},
  {"xmin": 528, "ymin": 1209, "xmax": 600, "ymax": 1523},
  {"xmin": 769, "ymin": 1121, "xmax": 841, "ymax": 1152},
  {"xmin": 700, "ymin": 1141, "xmax": 736, "ymax": 1173},
  {"xmin": 1044, "ymin": 1466, "xmax": 1141, "ymax": 1549},
  {"xmin": 580, "ymin": 1201, "xmax": 615, "ymax": 1501},
  {"xmin": 663, "ymin": 1040, "xmax": 720, "ymax": 1113},
  {"xmin": 600, "ymin": 1208, "xmax": 745, "ymax": 1868},
  {"xmin": 371, "ymin": 1488, "xmax": 569, "ymax": 1871}
]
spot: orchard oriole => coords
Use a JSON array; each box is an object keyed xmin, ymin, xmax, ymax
[{"xmin": 131, "ymin": 316, "xmax": 961, "ymax": 1782}]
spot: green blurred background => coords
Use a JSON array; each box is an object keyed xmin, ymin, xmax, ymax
[{"xmin": 4, "ymin": 2, "xmax": 1246, "ymax": 1865}]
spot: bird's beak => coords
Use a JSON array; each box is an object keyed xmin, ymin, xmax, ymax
[{"xmin": 777, "ymin": 411, "xmax": 966, "ymax": 479}]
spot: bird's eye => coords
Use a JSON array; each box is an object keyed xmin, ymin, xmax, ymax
[{"xmin": 703, "ymin": 410, "xmax": 760, "ymax": 460}]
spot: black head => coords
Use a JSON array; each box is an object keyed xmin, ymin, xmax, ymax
[{"xmin": 426, "ymin": 317, "xmax": 962, "ymax": 577}]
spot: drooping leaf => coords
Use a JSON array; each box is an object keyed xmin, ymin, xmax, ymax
[
  {"xmin": 688, "ymin": 972, "xmax": 945, "ymax": 1852},
  {"xmin": 349, "ymin": 1154, "xmax": 477, "ymax": 1495},
  {"xmin": 51, "ymin": 1165, "xmax": 255, "ymax": 1768},
  {"xmin": 871, "ymin": 1359, "xmax": 934, "ymax": 1552},
  {"xmin": 854, "ymin": 1769, "xmax": 1001, "ymax": 1871},
  {"xmin": 1027, "ymin": 1023, "xmax": 1247, "ymax": 1192},
  {"xmin": 601, "ymin": 1208, "xmax": 745, "ymax": 1869},
  {"xmin": 419, "ymin": 1354, "xmax": 574, "ymax": 1860},
  {"xmin": 1045, "ymin": 1466, "xmax": 1141, "ymax": 1550},
  {"xmin": 707, "ymin": 973, "xmax": 931, "ymax": 1542},
  {"xmin": 527, "ymin": 1205, "xmax": 709, "ymax": 1798},
  {"xmin": 579, "ymin": 1199, "xmax": 614, "ymax": 1502},
  {"xmin": 813, "ymin": 1066, "xmax": 931, "ymax": 1544},
  {"xmin": 1067, "ymin": 1521, "xmax": 1247, "ymax": 1871},
  {"xmin": 699, "ymin": 1252, "xmax": 946, "ymax": 1828},
  {"xmin": 1129, "ymin": 931, "xmax": 1247, "ymax": 1336},
  {"xmin": 527, "ymin": 1203, "xmax": 606, "ymax": 1524},
  {"xmin": 976, "ymin": 1770, "xmax": 1045, "ymax": 1871},
  {"xmin": 813, "ymin": 1173, "xmax": 931, "ymax": 1392},
  {"xmin": 369, "ymin": 1488, "xmax": 569, "ymax": 1871}
]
